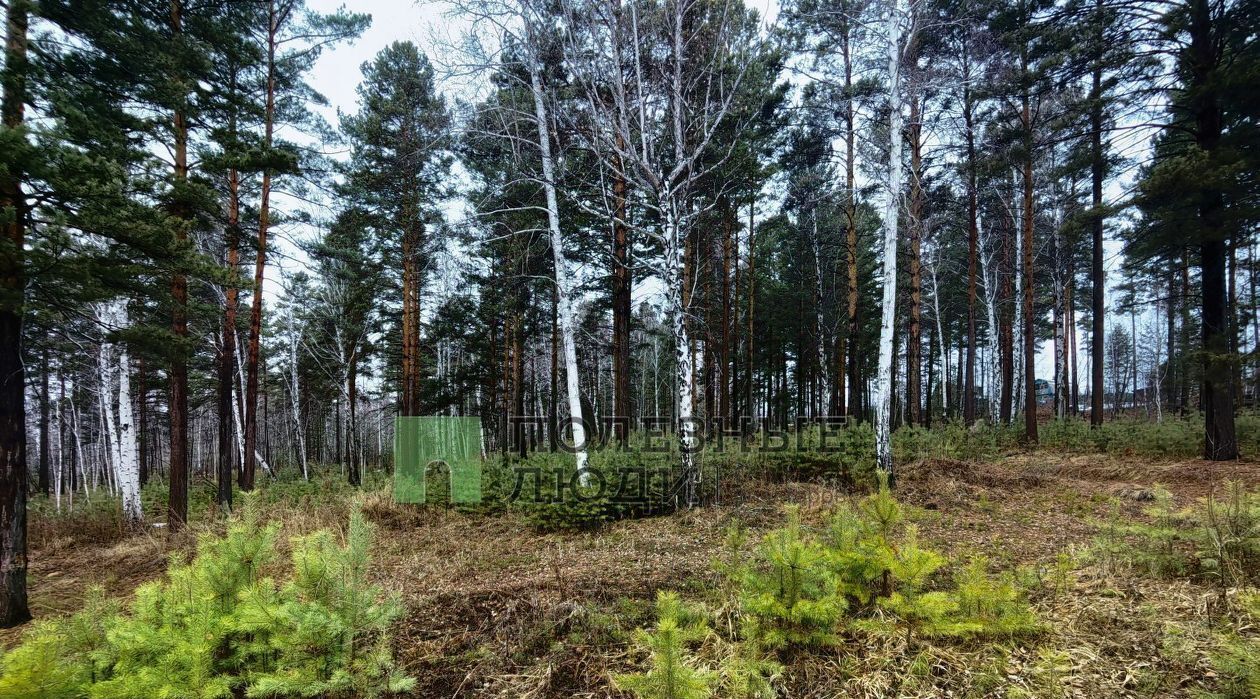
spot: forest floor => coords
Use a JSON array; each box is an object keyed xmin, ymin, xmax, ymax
[{"xmin": 11, "ymin": 451, "xmax": 1260, "ymax": 698}]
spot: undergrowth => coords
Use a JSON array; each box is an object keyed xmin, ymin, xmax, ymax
[
  {"xmin": 0, "ymin": 504, "xmax": 414, "ymax": 699},
  {"xmin": 615, "ymin": 479, "xmax": 1041, "ymax": 698},
  {"xmin": 1088, "ymin": 482, "xmax": 1260, "ymax": 697}
]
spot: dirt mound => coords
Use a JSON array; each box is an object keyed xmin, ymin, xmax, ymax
[
  {"xmin": 1015, "ymin": 454, "xmax": 1260, "ymax": 500},
  {"xmin": 901, "ymin": 457, "xmax": 1046, "ymax": 490}
]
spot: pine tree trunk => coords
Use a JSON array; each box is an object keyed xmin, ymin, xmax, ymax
[
  {"xmin": 243, "ymin": 0, "xmax": 279, "ymax": 491},
  {"xmin": 843, "ymin": 32, "xmax": 858, "ymax": 421},
  {"xmin": 549, "ymin": 287, "xmax": 559, "ymax": 451},
  {"xmin": 812, "ymin": 216, "xmax": 829, "ymax": 415},
  {"xmin": 400, "ymin": 212, "xmax": 423, "ymax": 417},
  {"xmin": 907, "ymin": 93, "xmax": 924, "ymax": 427},
  {"xmin": 1180, "ymin": 250, "xmax": 1191, "ymax": 415},
  {"xmin": 999, "ymin": 213, "xmax": 1014, "ymax": 424},
  {"xmin": 217, "ymin": 166, "xmax": 240, "ymax": 511},
  {"xmin": 0, "ymin": 0, "xmax": 30, "ymax": 626},
  {"xmin": 1021, "ymin": 94, "xmax": 1038, "ymax": 442},
  {"xmin": 964, "ymin": 70, "xmax": 979, "ymax": 426},
  {"xmin": 513, "ymin": 315, "xmax": 526, "ymax": 459},
  {"xmin": 1251, "ymin": 243, "xmax": 1259, "ymax": 409},
  {"xmin": 720, "ymin": 200, "xmax": 733, "ymax": 424},
  {"xmin": 1228, "ymin": 237, "xmax": 1240, "ymax": 407},
  {"xmin": 612, "ymin": 141, "xmax": 632, "ymax": 442},
  {"xmin": 1089, "ymin": 61, "xmax": 1105, "ymax": 429},
  {"xmin": 1188, "ymin": 0, "xmax": 1236, "ymax": 459},
  {"xmin": 747, "ymin": 198, "xmax": 757, "ymax": 423},
  {"xmin": 167, "ymin": 0, "xmax": 191, "ymax": 530}
]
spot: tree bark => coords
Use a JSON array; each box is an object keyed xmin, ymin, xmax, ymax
[
  {"xmin": 167, "ymin": 0, "xmax": 191, "ymax": 531},
  {"xmin": 1089, "ymin": 55, "xmax": 1105, "ymax": 429},
  {"xmin": 528, "ymin": 55, "xmax": 588, "ymax": 475},
  {"xmin": 347, "ymin": 352, "xmax": 360, "ymax": 485},
  {"xmin": 746, "ymin": 198, "xmax": 756, "ymax": 423},
  {"xmin": 1188, "ymin": 0, "xmax": 1236, "ymax": 459},
  {"xmin": 875, "ymin": 0, "xmax": 904, "ymax": 479},
  {"xmin": 1021, "ymin": 69, "xmax": 1038, "ymax": 443},
  {"xmin": 0, "ymin": 0, "xmax": 31, "ymax": 627},
  {"xmin": 843, "ymin": 30, "xmax": 859, "ymax": 421},
  {"xmin": 612, "ymin": 141, "xmax": 632, "ymax": 442},
  {"xmin": 907, "ymin": 92, "xmax": 924, "ymax": 427},
  {"xmin": 217, "ymin": 165, "xmax": 240, "ymax": 511},
  {"xmin": 242, "ymin": 0, "xmax": 280, "ymax": 491},
  {"xmin": 38, "ymin": 349, "xmax": 49, "ymax": 496},
  {"xmin": 112, "ymin": 303, "xmax": 141, "ymax": 524},
  {"xmin": 963, "ymin": 58, "xmax": 979, "ymax": 426}
]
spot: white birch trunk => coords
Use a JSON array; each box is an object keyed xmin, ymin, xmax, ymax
[
  {"xmin": 874, "ymin": 0, "xmax": 905, "ymax": 478},
  {"xmin": 528, "ymin": 58, "xmax": 589, "ymax": 478},
  {"xmin": 233, "ymin": 338, "xmax": 274, "ymax": 476},
  {"xmin": 978, "ymin": 216, "xmax": 1003, "ymax": 425},
  {"xmin": 97, "ymin": 306, "xmax": 121, "ymax": 486},
  {"xmin": 287, "ymin": 307, "xmax": 308, "ymax": 478},
  {"xmin": 70, "ymin": 395, "xmax": 86, "ymax": 502},
  {"xmin": 662, "ymin": 193, "xmax": 700, "ymax": 504},
  {"xmin": 53, "ymin": 374, "xmax": 63, "ymax": 512},
  {"xmin": 113, "ymin": 302, "xmax": 142, "ymax": 523}
]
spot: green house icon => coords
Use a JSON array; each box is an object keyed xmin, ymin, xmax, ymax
[{"xmin": 393, "ymin": 416, "xmax": 483, "ymax": 504}]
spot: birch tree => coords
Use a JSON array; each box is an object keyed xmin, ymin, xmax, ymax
[
  {"xmin": 978, "ymin": 216, "xmax": 1003, "ymax": 425},
  {"xmin": 96, "ymin": 301, "xmax": 141, "ymax": 524},
  {"xmin": 442, "ymin": 0, "xmax": 590, "ymax": 475},
  {"xmin": 562, "ymin": 0, "xmax": 766, "ymax": 504},
  {"xmin": 873, "ymin": 0, "xmax": 913, "ymax": 478}
]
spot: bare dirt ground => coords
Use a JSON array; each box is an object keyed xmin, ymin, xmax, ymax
[{"xmin": 8, "ymin": 452, "xmax": 1259, "ymax": 698}]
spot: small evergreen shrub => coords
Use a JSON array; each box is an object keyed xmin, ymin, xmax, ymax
[
  {"xmin": 614, "ymin": 592, "xmax": 717, "ymax": 699},
  {"xmin": 867, "ymin": 525, "xmax": 959, "ymax": 644},
  {"xmin": 0, "ymin": 589, "xmax": 117, "ymax": 698},
  {"xmin": 716, "ymin": 643, "xmax": 781, "ymax": 699},
  {"xmin": 0, "ymin": 507, "xmax": 414, "ymax": 699},
  {"xmin": 482, "ymin": 450, "xmax": 680, "ymax": 531},
  {"xmin": 824, "ymin": 503, "xmax": 889, "ymax": 604},
  {"xmin": 952, "ymin": 558, "xmax": 1041, "ymax": 638},
  {"xmin": 1039, "ymin": 414, "xmax": 1260, "ymax": 459},
  {"xmin": 737, "ymin": 506, "xmax": 846, "ymax": 651}
]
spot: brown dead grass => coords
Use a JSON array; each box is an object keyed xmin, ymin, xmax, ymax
[{"xmin": 6, "ymin": 451, "xmax": 1259, "ymax": 697}]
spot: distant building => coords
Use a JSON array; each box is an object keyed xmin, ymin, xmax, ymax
[{"xmin": 1034, "ymin": 378, "xmax": 1053, "ymax": 406}]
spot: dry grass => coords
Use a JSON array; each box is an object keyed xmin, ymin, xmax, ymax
[{"xmin": 7, "ymin": 452, "xmax": 1259, "ymax": 697}]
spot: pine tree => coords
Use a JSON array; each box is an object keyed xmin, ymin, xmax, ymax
[
  {"xmin": 341, "ymin": 41, "xmax": 451, "ymax": 419},
  {"xmin": 0, "ymin": 0, "xmax": 32, "ymax": 627},
  {"xmin": 240, "ymin": 0, "xmax": 368, "ymax": 492},
  {"xmin": 615, "ymin": 592, "xmax": 717, "ymax": 699},
  {"xmin": 738, "ymin": 506, "xmax": 846, "ymax": 650},
  {"xmin": 0, "ymin": 508, "xmax": 414, "ymax": 698}
]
